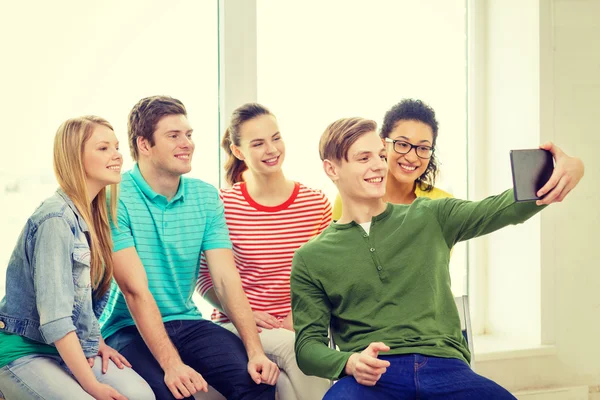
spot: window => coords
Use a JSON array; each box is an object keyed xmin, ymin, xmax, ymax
[
  {"xmin": 0, "ymin": 1, "xmax": 219, "ymax": 300},
  {"xmin": 256, "ymin": 0, "xmax": 469, "ymax": 295}
]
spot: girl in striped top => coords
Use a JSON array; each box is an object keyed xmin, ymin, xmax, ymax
[{"xmin": 197, "ymin": 103, "xmax": 331, "ymax": 400}]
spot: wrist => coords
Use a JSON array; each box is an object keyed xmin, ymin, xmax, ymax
[
  {"xmin": 80, "ymin": 377, "xmax": 101, "ymax": 393},
  {"xmin": 344, "ymin": 353, "xmax": 358, "ymax": 376},
  {"xmin": 158, "ymin": 353, "xmax": 183, "ymax": 371},
  {"xmin": 246, "ymin": 347, "xmax": 266, "ymax": 360}
]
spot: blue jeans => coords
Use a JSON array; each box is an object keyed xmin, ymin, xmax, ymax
[
  {"xmin": 324, "ymin": 354, "xmax": 516, "ymax": 400},
  {"xmin": 0, "ymin": 354, "xmax": 154, "ymax": 400},
  {"xmin": 106, "ymin": 319, "xmax": 276, "ymax": 400}
]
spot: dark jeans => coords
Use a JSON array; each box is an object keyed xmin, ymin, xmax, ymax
[
  {"xmin": 106, "ymin": 319, "xmax": 275, "ymax": 400},
  {"xmin": 324, "ymin": 354, "xmax": 516, "ymax": 400}
]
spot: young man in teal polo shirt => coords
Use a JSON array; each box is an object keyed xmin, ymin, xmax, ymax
[
  {"xmin": 291, "ymin": 117, "xmax": 584, "ymax": 399},
  {"xmin": 100, "ymin": 96, "xmax": 278, "ymax": 400}
]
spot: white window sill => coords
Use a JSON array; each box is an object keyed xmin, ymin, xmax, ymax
[{"xmin": 473, "ymin": 334, "xmax": 556, "ymax": 362}]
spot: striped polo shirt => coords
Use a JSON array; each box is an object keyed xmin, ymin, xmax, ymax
[
  {"xmin": 100, "ymin": 164, "xmax": 232, "ymax": 339},
  {"xmin": 196, "ymin": 182, "xmax": 332, "ymax": 324}
]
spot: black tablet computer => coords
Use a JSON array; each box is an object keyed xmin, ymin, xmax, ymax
[{"xmin": 510, "ymin": 149, "xmax": 555, "ymax": 202}]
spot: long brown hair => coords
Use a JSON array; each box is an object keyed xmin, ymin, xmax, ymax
[
  {"xmin": 53, "ymin": 116, "xmax": 118, "ymax": 297},
  {"xmin": 221, "ymin": 103, "xmax": 273, "ymax": 186}
]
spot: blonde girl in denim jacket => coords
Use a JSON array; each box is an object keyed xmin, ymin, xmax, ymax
[{"xmin": 0, "ymin": 116, "xmax": 154, "ymax": 400}]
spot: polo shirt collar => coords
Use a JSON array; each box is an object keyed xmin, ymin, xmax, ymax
[{"xmin": 131, "ymin": 164, "xmax": 185, "ymax": 206}]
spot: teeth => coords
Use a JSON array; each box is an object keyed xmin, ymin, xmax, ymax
[
  {"xmin": 107, "ymin": 166, "xmax": 120, "ymax": 170},
  {"xmin": 365, "ymin": 177, "xmax": 383, "ymax": 183},
  {"xmin": 400, "ymin": 164, "xmax": 417, "ymax": 171},
  {"xmin": 263, "ymin": 157, "xmax": 278, "ymax": 163},
  {"xmin": 176, "ymin": 155, "xmax": 189, "ymax": 159}
]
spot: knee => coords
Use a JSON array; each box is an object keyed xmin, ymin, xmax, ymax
[
  {"xmin": 323, "ymin": 377, "xmax": 362, "ymax": 400},
  {"xmin": 118, "ymin": 381, "xmax": 156, "ymax": 400},
  {"xmin": 270, "ymin": 334, "xmax": 298, "ymax": 368}
]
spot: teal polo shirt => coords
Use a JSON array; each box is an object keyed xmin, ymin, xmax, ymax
[{"xmin": 100, "ymin": 164, "xmax": 232, "ymax": 339}]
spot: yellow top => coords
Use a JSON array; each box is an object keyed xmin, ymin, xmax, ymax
[{"xmin": 332, "ymin": 185, "xmax": 453, "ymax": 221}]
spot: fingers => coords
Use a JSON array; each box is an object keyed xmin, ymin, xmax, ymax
[
  {"xmin": 166, "ymin": 381, "xmax": 184, "ymax": 400},
  {"xmin": 350, "ymin": 342, "xmax": 391, "ymax": 386},
  {"xmin": 356, "ymin": 376, "xmax": 380, "ymax": 386},
  {"xmin": 262, "ymin": 362, "xmax": 279, "ymax": 386},
  {"xmin": 537, "ymin": 167, "xmax": 562, "ymax": 198},
  {"xmin": 537, "ymin": 175, "xmax": 569, "ymax": 205},
  {"xmin": 181, "ymin": 376, "xmax": 197, "ymax": 398},
  {"xmin": 113, "ymin": 391, "xmax": 128, "ymax": 400},
  {"xmin": 256, "ymin": 319, "xmax": 276, "ymax": 329},
  {"xmin": 175, "ymin": 380, "xmax": 191, "ymax": 399},
  {"xmin": 362, "ymin": 355, "xmax": 390, "ymax": 370},
  {"xmin": 100, "ymin": 354, "xmax": 110, "ymax": 374},
  {"xmin": 248, "ymin": 366, "xmax": 262, "ymax": 385},
  {"xmin": 539, "ymin": 141, "xmax": 564, "ymax": 157},
  {"xmin": 87, "ymin": 357, "xmax": 95, "ymax": 368},
  {"xmin": 191, "ymin": 371, "xmax": 208, "ymax": 393},
  {"xmin": 254, "ymin": 312, "xmax": 281, "ymax": 329},
  {"xmin": 354, "ymin": 365, "xmax": 384, "ymax": 386},
  {"xmin": 539, "ymin": 141, "xmax": 554, "ymax": 153},
  {"xmin": 365, "ymin": 342, "xmax": 390, "ymax": 357},
  {"xmin": 117, "ymin": 353, "xmax": 132, "ymax": 368},
  {"xmin": 353, "ymin": 357, "xmax": 388, "ymax": 386}
]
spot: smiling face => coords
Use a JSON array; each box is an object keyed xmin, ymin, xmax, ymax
[
  {"xmin": 141, "ymin": 114, "xmax": 195, "ymax": 177},
  {"xmin": 82, "ymin": 124, "xmax": 122, "ymax": 190},
  {"xmin": 333, "ymin": 130, "xmax": 388, "ymax": 202},
  {"xmin": 232, "ymin": 114, "xmax": 285, "ymax": 177},
  {"xmin": 385, "ymin": 120, "xmax": 434, "ymax": 186}
]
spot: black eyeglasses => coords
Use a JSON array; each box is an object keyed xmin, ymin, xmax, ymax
[{"xmin": 384, "ymin": 138, "xmax": 434, "ymax": 159}]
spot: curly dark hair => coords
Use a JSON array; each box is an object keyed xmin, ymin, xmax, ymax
[{"xmin": 380, "ymin": 99, "xmax": 439, "ymax": 192}]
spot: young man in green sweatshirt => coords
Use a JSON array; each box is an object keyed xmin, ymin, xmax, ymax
[{"xmin": 290, "ymin": 117, "xmax": 584, "ymax": 399}]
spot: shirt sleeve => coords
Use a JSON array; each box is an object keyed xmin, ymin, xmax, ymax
[
  {"xmin": 427, "ymin": 189, "xmax": 546, "ymax": 248},
  {"xmin": 110, "ymin": 198, "xmax": 135, "ymax": 252},
  {"xmin": 318, "ymin": 194, "xmax": 333, "ymax": 234},
  {"xmin": 291, "ymin": 251, "xmax": 354, "ymax": 380},
  {"xmin": 201, "ymin": 189, "xmax": 232, "ymax": 252},
  {"xmin": 196, "ymin": 253, "xmax": 213, "ymax": 296},
  {"xmin": 33, "ymin": 217, "xmax": 77, "ymax": 344}
]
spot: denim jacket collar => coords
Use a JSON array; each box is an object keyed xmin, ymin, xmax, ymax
[{"xmin": 56, "ymin": 188, "xmax": 89, "ymax": 233}]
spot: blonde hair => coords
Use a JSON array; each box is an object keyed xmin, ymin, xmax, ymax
[
  {"xmin": 319, "ymin": 117, "xmax": 378, "ymax": 162},
  {"xmin": 53, "ymin": 116, "xmax": 118, "ymax": 298}
]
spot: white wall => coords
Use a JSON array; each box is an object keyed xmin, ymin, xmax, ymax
[
  {"xmin": 0, "ymin": 1, "xmax": 219, "ymax": 304},
  {"xmin": 476, "ymin": 0, "xmax": 600, "ymax": 393},
  {"xmin": 483, "ymin": 0, "xmax": 543, "ymax": 342}
]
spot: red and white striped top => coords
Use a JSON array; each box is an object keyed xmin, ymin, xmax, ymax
[{"xmin": 196, "ymin": 182, "xmax": 332, "ymax": 324}]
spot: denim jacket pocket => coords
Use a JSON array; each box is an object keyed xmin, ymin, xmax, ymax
[{"xmin": 72, "ymin": 246, "xmax": 92, "ymax": 317}]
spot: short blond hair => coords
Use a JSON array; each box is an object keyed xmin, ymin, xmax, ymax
[{"xmin": 319, "ymin": 117, "xmax": 377, "ymax": 162}]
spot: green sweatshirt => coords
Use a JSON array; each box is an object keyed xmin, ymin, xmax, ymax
[{"xmin": 291, "ymin": 189, "xmax": 543, "ymax": 380}]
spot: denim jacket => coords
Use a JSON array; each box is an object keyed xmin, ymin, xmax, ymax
[{"xmin": 0, "ymin": 189, "xmax": 108, "ymax": 358}]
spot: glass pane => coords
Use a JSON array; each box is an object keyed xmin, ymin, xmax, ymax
[
  {"xmin": 0, "ymin": 0, "xmax": 219, "ymax": 299},
  {"xmin": 257, "ymin": 0, "xmax": 468, "ymax": 295}
]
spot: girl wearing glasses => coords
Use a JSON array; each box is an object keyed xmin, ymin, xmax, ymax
[
  {"xmin": 196, "ymin": 103, "xmax": 331, "ymax": 400},
  {"xmin": 332, "ymin": 99, "xmax": 450, "ymax": 219}
]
